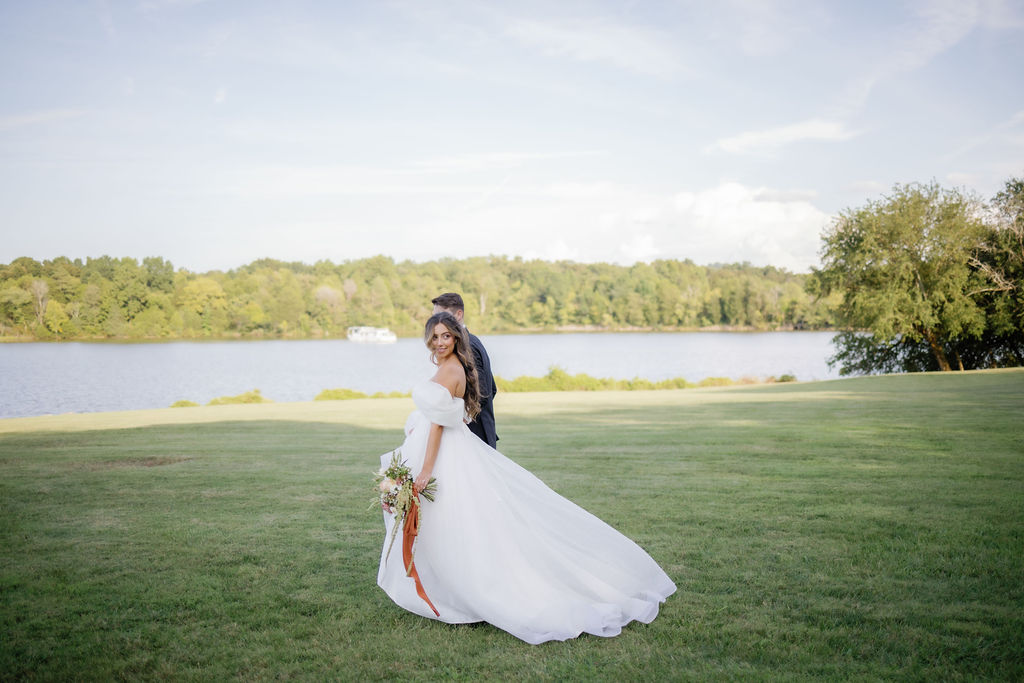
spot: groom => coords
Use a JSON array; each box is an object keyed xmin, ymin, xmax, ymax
[{"xmin": 432, "ymin": 292, "xmax": 498, "ymax": 449}]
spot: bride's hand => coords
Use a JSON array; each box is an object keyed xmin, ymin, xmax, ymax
[{"xmin": 414, "ymin": 473, "xmax": 430, "ymax": 494}]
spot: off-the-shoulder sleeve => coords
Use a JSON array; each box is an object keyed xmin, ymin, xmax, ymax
[{"xmin": 411, "ymin": 382, "xmax": 465, "ymax": 427}]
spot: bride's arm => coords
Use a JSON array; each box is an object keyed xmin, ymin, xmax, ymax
[
  {"xmin": 416, "ymin": 361, "xmax": 463, "ymax": 492},
  {"xmin": 415, "ymin": 423, "xmax": 443, "ymax": 493}
]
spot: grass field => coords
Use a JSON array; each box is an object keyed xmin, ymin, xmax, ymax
[{"xmin": 1, "ymin": 370, "xmax": 1022, "ymax": 680}]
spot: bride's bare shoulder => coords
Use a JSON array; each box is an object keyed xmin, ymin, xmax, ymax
[{"xmin": 432, "ymin": 360, "xmax": 465, "ymax": 397}]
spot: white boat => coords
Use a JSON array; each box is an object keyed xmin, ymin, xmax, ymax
[{"xmin": 347, "ymin": 326, "xmax": 398, "ymax": 344}]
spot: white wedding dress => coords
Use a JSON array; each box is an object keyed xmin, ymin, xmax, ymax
[{"xmin": 376, "ymin": 381, "xmax": 676, "ymax": 645}]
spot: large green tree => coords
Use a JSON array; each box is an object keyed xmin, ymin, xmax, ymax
[{"xmin": 810, "ymin": 180, "xmax": 1022, "ymax": 374}]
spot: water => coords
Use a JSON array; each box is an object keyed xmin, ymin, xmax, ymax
[{"xmin": 0, "ymin": 332, "xmax": 840, "ymax": 418}]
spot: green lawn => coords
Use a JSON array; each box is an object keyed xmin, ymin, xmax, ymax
[{"xmin": 1, "ymin": 370, "xmax": 1022, "ymax": 680}]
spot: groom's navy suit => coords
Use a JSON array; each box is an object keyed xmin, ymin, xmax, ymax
[{"xmin": 467, "ymin": 331, "xmax": 498, "ymax": 449}]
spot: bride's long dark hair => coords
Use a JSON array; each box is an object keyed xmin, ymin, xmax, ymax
[{"xmin": 424, "ymin": 312, "xmax": 481, "ymax": 420}]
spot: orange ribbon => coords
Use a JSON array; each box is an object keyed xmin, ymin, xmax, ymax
[{"xmin": 403, "ymin": 493, "xmax": 439, "ymax": 617}]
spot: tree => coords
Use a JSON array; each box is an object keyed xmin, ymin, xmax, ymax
[
  {"xmin": 128, "ymin": 307, "xmax": 170, "ymax": 338},
  {"xmin": 0, "ymin": 286, "xmax": 33, "ymax": 329},
  {"xmin": 143, "ymin": 257, "xmax": 175, "ymax": 293},
  {"xmin": 179, "ymin": 277, "xmax": 227, "ymax": 315},
  {"xmin": 30, "ymin": 280, "xmax": 49, "ymax": 327},
  {"xmin": 77, "ymin": 283, "xmax": 105, "ymax": 334},
  {"xmin": 178, "ymin": 277, "xmax": 228, "ymax": 334},
  {"xmin": 366, "ymin": 275, "xmax": 396, "ymax": 328},
  {"xmin": 809, "ymin": 181, "xmax": 993, "ymax": 373},
  {"xmin": 311, "ymin": 284, "xmax": 345, "ymax": 333},
  {"xmin": 266, "ymin": 269, "xmax": 304, "ymax": 333},
  {"xmin": 112, "ymin": 260, "xmax": 148, "ymax": 321},
  {"xmin": 48, "ymin": 263, "xmax": 81, "ymax": 302},
  {"xmin": 960, "ymin": 176, "xmax": 1024, "ymax": 367},
  {"xmin": 43, "ymin": 299, "xmax": 69, "ymax": 336}
]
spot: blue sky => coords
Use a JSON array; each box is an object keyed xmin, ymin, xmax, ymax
[{"xmin": 1, "ymin": 0, "xmax": 1022, "ymax": 274}]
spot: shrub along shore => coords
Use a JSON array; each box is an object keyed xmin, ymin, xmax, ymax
[{"xmin": 1, "ymin": 369, "xmax": 1021, "ymax": 679}]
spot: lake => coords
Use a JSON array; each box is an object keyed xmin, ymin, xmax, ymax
[{"xmin": 0, "ymin": 332, "xmax": 841, "ymax": 419}]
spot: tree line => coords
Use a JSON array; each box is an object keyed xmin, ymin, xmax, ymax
[{"xmin": 0, "ymin": 255, "xmax": 836, "ymax": 341}]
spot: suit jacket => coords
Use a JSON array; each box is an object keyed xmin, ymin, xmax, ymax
[{"xmin": 467, "ymin": 331, "xmax": 498, "ymax": 448}]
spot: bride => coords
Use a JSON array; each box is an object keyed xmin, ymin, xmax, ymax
[{"xmin": 377, "ymin": 312, "xmax": 676, "ymax": 644}]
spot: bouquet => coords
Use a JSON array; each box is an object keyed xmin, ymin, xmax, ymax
[{"xmin": 373, "ymin": 449, "xmax": 437, "ymax": 566}]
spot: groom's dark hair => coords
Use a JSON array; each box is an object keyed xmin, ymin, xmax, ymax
[{"xmin": 432, "ymin": 293, "xmax": 464, "ymax": 312}]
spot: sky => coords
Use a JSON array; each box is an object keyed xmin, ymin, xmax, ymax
[{"xmin": 1, "ymin": 0, "xmax": 1022, "ymax": 274}]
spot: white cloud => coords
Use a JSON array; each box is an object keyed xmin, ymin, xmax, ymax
[
  {"xmin": 216, "ymin": 157, "xmax": 606, "ymax": 200},
  {"xmin": 846, "ymin": 180, "xmax": 886, "ymax": 195},
  {"xmin": 138, "ymin": 0, "xmax": 213, "ymax": 11},
  {"xmin": 946, "ymin": 172, "xmax": 979, "ymax": 186},
  {"xmin": 0, "ymin": 109, "xmax": 87, "ymax": 130},
  {"xmin": 619, "ymin": 234, "xmax": 660, "ymax": 263},
  {"xmin": 835, "ymin": 0, "xmax": 985, "ymax": 114},
  {"xmin": 411, "ymin": 180, "xmax": 829, "ymax": 272},
  {"xmin": 708, "ymin": 119, "xmax": 859, "ymax": 155},
  {"xmin": 410, "ymin": 150, "xmax": 603, "ymax": 173},
  {"xmin": 505, "ymin": 18, "xmax": 686, "ymax": 78},
  {"xmin": 977, "ymin": 0, "xmax": 1024, "ymax": 28},
  {"xmin": 753, "ymin": 188, "xmax": 819, "ymax": 203},
  {"xmin": 715, "ymin": 0, "xmax": 827, "ymax": 57},
  {"xmin": 523, "ymin": 239, "xmax": 584, "ymax": 263},
  {"xmin": 217, "ymin": 164, "xmax": 484, "ymax": 198},
  {"xmin": 665, "ymin": 182, "xmax": 830, "ymax": 270},
  {"xmin": 97, "ymin": 0, "xmax": 116, "ymax": 38},
  {"xmin": 945, "ymin": 109, "xmax": 1024, "ymax": 160}
]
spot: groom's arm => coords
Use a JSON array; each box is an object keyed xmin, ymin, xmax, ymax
[{"xmin": 470, "ymin": 337, "xmax": 495, "ymax": 398}]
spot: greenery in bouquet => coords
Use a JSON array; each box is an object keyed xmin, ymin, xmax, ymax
[{"xmin": 373, "ymin": 449, "xmax": 437, "ymax": 565}]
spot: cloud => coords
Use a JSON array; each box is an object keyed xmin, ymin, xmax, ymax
[
  {"xmin": 714, "ymin": 0, "xmax": 827, "ymax": 57},
  {"xmin": 846, "ymin": 180, "xmax": 887, "ymax": 195},
  {"xmin": 835, "ymin": 0, "xmax": 985, "ymax": 114},
  {"xmin": 543, "ymin": 181, "xmax": 623, "ymax": 199},
  {"xmin": 504, "ymin": 18, "xmax": 686, "ymax": 78},
  {"xmin": 619, "ymin": 234, "xmax": 660, "ymax": 263},
  {"xmin": 945, "ymin": 109, "xmax": 1024, "ymax": 160},
  {"xmin": 753, "ymin": 188, "xmax": 819, "ymax": 203},
  {"xmin": 946, "ymin": 172, "xmax": 979, "ymax": 186},
  {"xmin": 216, "ymin": 154, "xmax": 600, "ymax": 200},
  {"xmin": 96, "ymin": 0, "xmax": 116, "ymax": 38},
  {"xmin": 416, "ymin": 180, "xmax": 829, "ymax": 272},
  {"xmin": 138, "ymin": 0, "xmax": 213, "ymax": 11},
  {"xmin": 665, "ymin": 182, "xmax": 829, "ymax": 270},
  {"xmin": 0, "ymin": 109, "xmax": 88, "ymax": 131},
  {"xmin": 707, "ymin": 119, "xmax": 859, "ymax": 155},
  {"xmin": 217, "ymin": 164, "xmax": 481, "ymax": 198},
  {"xmin": 977, "ymin": 0, "xmax": 1024, "ymax": 28},
  {"xmin": 410, "ymin": 150, "xmax": 603, "ymax": 173},
  {"xmin": 523, "ymin": 239, "xmax": 584, "ymax": 263}
]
